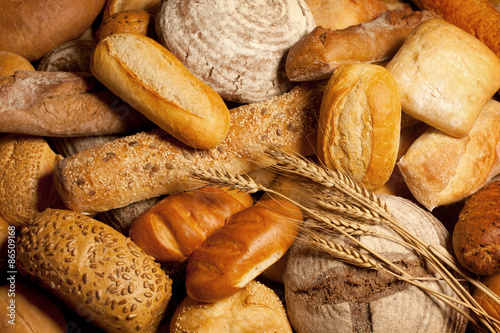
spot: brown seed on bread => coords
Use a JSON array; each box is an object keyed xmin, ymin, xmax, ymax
[{"xmin": 16, "ymin": 209, "xmax": 173, "ymax": 333}]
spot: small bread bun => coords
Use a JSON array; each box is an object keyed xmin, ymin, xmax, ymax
[
  {"xmin": 0, "ymin": 51, "xmax": 34, "ymax": 77},
  {"xmin": 0, "ymin": 134, "xmax": 63, "ymax": 228},
  {"xmin": 102, "ymin": 0, "xmax": 161, "ymax": 20},
  {"xmin": 317, "ymin": 63, "xmax": 401, "ymax": 190},
  {"xmin": 472, "ymin": 273, "xmax": 500, "ymax": 322},
  {"xmin": 170, "ymin": 280, "xmax": 292, "ymax": 333},
  {"xmin": 0, "ymin": 0, "xmax": 106, "ymax": 61},
  {"xmin": 96, "ymin": 10, "xmax": 155, "ymax": 42},
  {"xmin": 0, "ymin": 282, "xmax": 66, "ymax": 333},
  {"xmin": 91, "ymin": 33, "xmax": 231, "ymax": 149}
]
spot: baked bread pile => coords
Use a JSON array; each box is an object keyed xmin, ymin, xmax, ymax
[{"xmin": 0, "ymin": 0, "xmax": 500, "ymax": 332}]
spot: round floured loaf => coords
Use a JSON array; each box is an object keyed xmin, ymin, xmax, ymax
[
  {"xmin": 283, "ymin": 194, "xmax": 468, "ymax": 333},
  {"xmin": 155, "ymin": 0, "xmax": 315, "ymax": 103}
]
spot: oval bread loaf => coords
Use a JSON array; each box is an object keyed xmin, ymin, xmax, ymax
[
  {"xmin": 129, "ymin": 186, "xmax": 253, "ymax": 263},
  {"xmin": 91, "ymin": 33, "xmax": 231, "ymax": 149},
  {"xmin": 317, "ymin": 63, "xmax": 401, "ymax": 190},
  {"xmin": 185, "ymin": 199, "xmax": 303, "ymax": 303},
  {"xmin": 16, "ymin": 209, "xmax": 173, "ymax": 333}
]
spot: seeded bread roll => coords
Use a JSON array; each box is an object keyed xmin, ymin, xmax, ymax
[
  {"xmin": 155, "ymin": 0, "xmax": 315, "ymax": 103},
  {"xmin": 16, "ymin": 209, "xmax": 173, "ymax": 333},
  {"xmin": 54, "ymin": 81, "xmax": 323, "ymax": 214},
  {"xmin": 0, "ymin": 134, "xmax": 63, "ymax": 228},
  {"xmin": 317, "ymin": 63, "xmax": 401, "ymax": 191},
  {"xmin": 102, "ymin": 0, "xmax": 161, "ymax": 21},
  {"xmin": 170, "ymin": 280, "xmax": 292, "ymax": 333},
  {"xmin": 91, "ymin": 33, "xmax": 231, "ymax": 149},
  {"xmin": 452, "ymin": 180, "xmax": 500, "ymax": 275},
  {"xmin": 96, "ymin": 10, "xmax": 155, "ymax": 42}
]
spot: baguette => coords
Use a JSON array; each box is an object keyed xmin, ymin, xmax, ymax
[
  {"xmin": 0, "ymin": 71, "xmax": 152, "ymax": 137},
  {"xmin": 54, "ymin": 81, "xmax": 323, "ymax": 214},
  {"xmin": 185, "ymin": 198, "xmax": 303, "ymax": 303},
  {"xmin": 410, "ymin": 0, "xmax": 500, "ymax": 59},
  {"xmin": 285, "ymin": 6, "xmax": 439, "ymax": 81},
  {"xmin": 129, "ymin": 186, "xmax": 253, "ymax": 263},
  {"xmin": 16, "ymin": 209, "xmax": 173, "ymax": 333},
  {"xmin": 90, "ymin": 33, "xmax": 230, "ymax": 149}
]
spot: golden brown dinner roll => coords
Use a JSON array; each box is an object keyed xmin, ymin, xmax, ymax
[
  {"xmin": 0, "ymin": 135, "xmax": 63, "ymax": 228},
  {"xmin": 102, "ymin": 0, "xmax": 161, "ymax": 20},
  {"xmin": 129, "ymin": 186, "xmax": 253, "ymax": 263},
  {"xmin": 472, "ymin": 274, "xmax": 500, "ymax": 322},
  {"xmin": 91, "ymin": 33, "xmax": 231, "ymax": 149},
  {"xmin": 16, "ymin": 209, "xmax": 173, "ymax": 333},
  {"xmin": 170, "ymin": 280, "xmax": 292, "ymax": 332},
  {"xmin": 304, "ymin": 0, "xmax": 388, "ymax": 30},
  {"xmin": 0, "ymin": 51, "xmax": 34, "ymax": 77},
  {"xmin": 185, "ymin": 199, "xmax": 303, "ymax": 303},
  {"xmin": 0, "ymin": 0, "xmax": 106, "ymax": 61},
  {"xmin": 317, "ymin": 63, "xmax": 401, "ymax": 191},
  {"xmin": 96, "ymin": 10, "xmax": 155, "ymax": 42},
  {"xmin": 0, "ymin": 282, "xmax": 66, "ymax": 333},
  {"xmin": 386, "ymin": 19, "xmax": 500, "ymax": 138},
  {"xmin": 452, "ymin": 180, "xmax": 500, "ymax": 275}
]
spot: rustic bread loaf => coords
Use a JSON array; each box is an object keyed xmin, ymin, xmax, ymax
[
  {"xmin": 285, "ymin": 7, "xmax": 439, "ymax": 82},
  {"xmin": 304, "ymin": 0, "xmax": 387, "ymax": 30},
  {"xmin": 0, "ymin": 134, "xmax": 62, "ymax": 228},
  {"xmin": 155, "ymin": 0, "xmax": 315, "ymax": 103},
  {"xmin": 452, "ymin": 180, "xmax": 500, "ymax": 275},
  {"xmin": 0, "ymin": 282, "xmax": 66, "ymax": 333},
  {"xmin": 54, "ymin": 81, "xmax": 323, "ymax": 214},
  {"xmin": 16, "ymin": 209, "xmax": 173, "ymax": 333},
  {"xmin": 91, "ymin": 33, "xmax": 231, "ymax": 149},
  {"xmin": 0, "ymin": 0, "xmax": 106, "ymax": 61},
  {"xmin": 0, "ymin": 71, "xmax": 152, "ymax": 137},
  {"xmin": 284, "ymin": 194, "xmax": 468, "ymax": 333},
  {"xmin": 185, "ymin": 199, "xmax": 303, "ymax": 303},
  {"xmin": 170, "ymin": 280, "xmax": 292, "ymax": 333},
  {"xmin": 385, "ymin": 19, "xmax": 500, "ymax": 138},
  {"xmin": 129, "ymin": 186, "xmax": 253, "ymax": 263},
  {"xmin": 398, "ymin": 99, "xmax": 500, "ymax": 211},
  {"xmin": 0, "ymin": 51, "xmax": 35, "ymax": 77},
  {"xmin": 317, "ymin": 63, "xmax": 401, "ymax": 191},
  {"xmin": 36, "ymin": 40, "xmax": 96, "ymax": 72}
]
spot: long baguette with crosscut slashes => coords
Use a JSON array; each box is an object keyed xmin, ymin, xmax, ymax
[
  {"xmin": 91, "ymin": 33, "xmax": 231, "ymax": 149},
  {"xmin": 54, "ymin": 81, "xmax": 324, "ymax": 215}
]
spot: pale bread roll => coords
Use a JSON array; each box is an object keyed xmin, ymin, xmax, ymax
[
  {"xmin": 398, "ymin": 99, "xmax": 500, "ymax": 211},
  {"xmin": 317, "ymin": 63, "xmax": 401, "ymax": 191},
  {"xmin": 91, "ymin": 33, "xmax": 231, "ymax": 149},
  {"xmin": 284, "ymin": 194, "xmax": 468, "ymax": 333},
  {"xmin": 155, "ymin": 0, "xmax": 315, "ymax": 103},
  {"xmin": 170, "ymin": 280, "xmax": 292, "ymax": 332},
  {"xmin": 386, "ymin": 19, "xmax": 500, "ymax": 138}
]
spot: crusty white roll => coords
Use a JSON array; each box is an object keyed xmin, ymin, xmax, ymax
[
  {"xmin": 317, "ymin": 63, "xmax": 401, "ymax": 191},
  {"xmin": 170, "ymin": 280, "xmax": 292, "ymax": 333},
  {"xmin": 185, "ymin": 199, "xmax": 303, "ymax": 303},
  {"xmin": 386, "ymin": 19, "xmax": 500, "ymax": 138},
  {"xmin": 155, "ymin": 0, "xmax": 315, "ymax": 103},
  {"xmin": 91, "ymin": 33, "xmax": 231, "ymax": 149},
  {"xmin": 398, "ymin": 99, "xmax": 500, "ymax": 211}
]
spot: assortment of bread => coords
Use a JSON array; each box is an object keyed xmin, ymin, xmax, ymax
[{"xmin": 0, "ymin": 0, "xmax": 500, "ymax": 332}]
